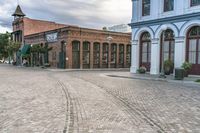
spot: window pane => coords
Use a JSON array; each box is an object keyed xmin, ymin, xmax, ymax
[
  {"xmin": 143, "ymin": 0, "xmax": 150, "ymax": 16},
  {"xmin": 94, "ymin": 43, "xmax": 100, "ymax": 51},
  {"xmin": 164, "ymin": 0, "xmax": 174, "ymax": 12},
  {"xmin": 198, "ymin": 52, "xmax": 200, "ymax": 64},
  {"xmin": 148, "ymin": 52, "xmax": 151, "ymax": 62},
  {"xmin": 72, "ymin": 42, "xmax": 80, "ymax": 51},
  {"xmin": 83, "ymin": 52, "xmax": 90, "ymax": 64},
  {"xmin": 164, "ymin": 52, "xmax": 169, "ymax": 61},
  {"xmin": 103, "ymin": 44, "xmax": 108, "ymax": 52},
  {"xmin": 164, "ymin": 41, "xmax": 169, "ymax": 52},
  {"xmin": 142, "ymin": 53, "xmax": 147, "ymax": 63},
  {"xmin": 119, "ymin": 53, "xmax": 124, "ymax": 64},
  {"xmin": 93, "ymin": 53, "xmax": 100, "ymax": 64},
  {"xmin": 102, "ymin": 53, "xmax": 108, "ymax": 64},
  {"xmin": 111, "ymin": 53, "xmax": 116, "ymax": 63},
  {"xmin": 191, "ymin": 0, "xmax": 200, "ymax": 6},
  {"xmin": 119, "ymin": 45, "xmax": 124, "ymax": 52},
  {"xmin": 143, "ymin": 42, "xmax": 148, "ymax": 52},
  {"xmin": 83, "ymin": 42, "xmax": 90, "ymax": 51},
  {"xmin": 189, "ymin": 40, "xmax": 197, "ymax": 51},
  {"xmin": 189, "ymin": 52, "xmax": 196, "ymax": 64}
]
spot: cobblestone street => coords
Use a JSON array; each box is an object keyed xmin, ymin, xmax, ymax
[{"xmin": 1, "ymin": 64, "xmax": 200, "ymax": 133}]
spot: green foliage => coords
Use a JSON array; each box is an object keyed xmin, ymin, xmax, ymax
[
  {"xmin": 0, "ymin": 32, "xmax": 10, "ymax": 59},
  {"xmin": 30, "ymin": 44, "xmax": 52, "ymax": 53},
  {"xmin": 181, "ymin": 62, "xmax": 192, "ymax": 71},
  {"xmin": 164, "ymin": 59, "xmax": 174, "ymax": 74},
  {"xmin": 195, "ymin": 79, "xmax": 200, "ymax": 83},
  {"xmin": 137, "ymin": 66, "xmax": 147, "ymax": 74}
]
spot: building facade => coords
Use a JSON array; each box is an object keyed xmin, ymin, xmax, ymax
[
  {"xmin": 130, "ymin": 0, "xmax": 200, "ymax": 75},
  {"xmin": 12, "ymin": 5, "xmax": 131, "ymax": 69}
]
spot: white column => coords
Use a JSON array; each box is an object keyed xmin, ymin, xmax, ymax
[
  {"xmin": 150, "ymin": 39, "xmax": 160, "ymax": 75},
  {"xmin": 174, "ymin": 37, "xmax": 185, "ymax": 68},
  {"xmin": 130, "ymin": 40, "xmax": 139, "ymax": 73}
]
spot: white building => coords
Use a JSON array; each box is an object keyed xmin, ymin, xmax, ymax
[
  {"xmin": 108, "ymin": 24, "xmax": 131, "ymax": 33},
  {"xmin": 130, "ymin": 0, "xmax": 200, "ymax": 75}
]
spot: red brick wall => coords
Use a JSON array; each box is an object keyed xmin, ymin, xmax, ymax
[{"xmin": 23, "ymin": 17, "xmax": 67, "ymax": 36}]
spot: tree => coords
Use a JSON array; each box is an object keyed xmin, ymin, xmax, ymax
[{"xmin": 0, "ymin": 32, "xmax": 10, "ymax": 60}]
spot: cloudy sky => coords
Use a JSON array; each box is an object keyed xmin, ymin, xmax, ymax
[{"xmin": 0, "ymin": 0, "xmax": 132, "ymax": 33}]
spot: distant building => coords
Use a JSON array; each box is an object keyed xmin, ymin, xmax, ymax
[
  {"xmin": 130, "ymin": 0, "xmax": 200, "ymax": 75},
  {"xmin": 12, "ymin": 5, "xmax": 131, "ymax": 69},
  {"xmin": 108, "ymin": 24, "xmax": 131, "ymax": 33}
]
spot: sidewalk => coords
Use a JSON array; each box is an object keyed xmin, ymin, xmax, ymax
[{"xmin": 106, "ymin": 72, "xmax": 200, "ymax": 85}]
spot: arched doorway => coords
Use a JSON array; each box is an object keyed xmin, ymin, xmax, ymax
[
  {"xmin": 102, "ymin": 43, "xmax": 109, "ymax": 68},
  {"xmin": 160, "ymin": 29, "xmax": 175, "ymax": 73},
  {"xmin": 110, "ymin": 43, "xmax": 117, "ymax": 68},
  {"xmin": 186, "ymin": 26, "xmax": 200, "ymax": 75},
  {"xmin": 93, "ymin": 42, "xmax": 100, "ymax": 68},
  {"xmin": 140, "ymin": 32, "xmax": 151, "ymax": 71},
  {"xmin": 72, "ymin": 40, "xmax": 80, "ymax": 69},
  {"xmin": 82, "ymin": 41, "xmax": 90, "ymax": 69}
]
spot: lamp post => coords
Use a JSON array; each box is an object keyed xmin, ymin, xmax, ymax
[{"xmin": 159, "ymin": 25, "xmax": 167, "ymax": 78}]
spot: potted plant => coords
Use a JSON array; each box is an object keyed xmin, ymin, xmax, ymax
[
  {"xmin": 137, "ymin": 66, "xmax": 147, "ymax": 74},
  {"xmin": 164, "ymin": 60, "xmax": 174, "ymax": 75},
  {"xmin": 181, "ymin": 62, "xmax": 192, "ymax": 77}
]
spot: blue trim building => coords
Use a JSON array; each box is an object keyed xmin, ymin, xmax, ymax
[{"xmin": 130, "ymin": 0, "xmax": 200, "ymax": 75}]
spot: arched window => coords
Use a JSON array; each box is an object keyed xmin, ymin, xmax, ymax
[
  {"xmin": 162, "ymin": 29, "xmax": 175, "ymax": 62},
  {"xmin": 72, "ymin": 41, "xmax": 80, "ymax": 68},
  {"xmin": 111, "ymin": 43, "xmax": 117, "ymax": 67},
  {"xmin": 126, "ymin": 44, "xmax": 131, "ymax": 67},
  {"xmin": 82, "ymin": 41, "xmax": 90, "ymax": 68},
  {"xmin": 164, "ymin": 0, "xmax": 174, "ymax": 12},
  {"xmin": 119, "ymin": 44, "xmax": 124, "ymax": 66},
  {"xmin": 93, "ymin": 42, "xmax": 100, "ymax": 68},
  {"xmin": 140, "ymin": 32, "xmax": 151, "ymax": 71},
  {"xmin": 102, "ymin": 43, "xmax": 109, "ymax": 68},
  {"xmin": 187, "ymin": 26, "xmax": 200, "ymax": 75},
  {"xmin": 142, "ymin": 0, "xmax": 150, "ymax": 16}
]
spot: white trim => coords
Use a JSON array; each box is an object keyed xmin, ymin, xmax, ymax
[
  {"xmin": 179, "ymin": 20, "xmax": 200, "ymax": 36},
  {"xmin": 155, "ymin": 24, "xmax": 179, "ymax": 38},
  {"xmin": 134, "ymin": 27, "xmax": 154, "ymax": 40}
]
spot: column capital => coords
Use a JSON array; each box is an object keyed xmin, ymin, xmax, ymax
[
  {"xmin": 131, "ymin": 40, "xmax": 138, "ymax": 45},
  {"xmin": 175, "ymin": 37, "xmax": 185, "ymax": 43},
  {"xmin": 151, "ymin": 38, "xmax": 159, "ymax": 45}
]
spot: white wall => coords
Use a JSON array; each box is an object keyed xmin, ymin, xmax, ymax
[{"xmin": 132, "ymin": 0, "xmax": 200, "ymax": 23}]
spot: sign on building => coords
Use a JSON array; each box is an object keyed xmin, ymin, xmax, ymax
[{"xmin": 46, "ymin": 32, "xmax": 58, "ymax": 43}]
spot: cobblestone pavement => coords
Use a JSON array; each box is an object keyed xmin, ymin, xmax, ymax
[{"xmin": 1, "ymin": 64, "xmax": 200, "ymax": 133}]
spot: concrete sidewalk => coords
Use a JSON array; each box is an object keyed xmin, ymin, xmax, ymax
[{"xmin": 106, "ymin": 72, "xmax": 200, "ymax": 85}]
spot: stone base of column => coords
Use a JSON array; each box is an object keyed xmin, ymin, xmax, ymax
[
  {"xmin": 150, "ymin": 67, "xmax": 160, "ymax": 75},
  {"xmin": 130, "ymin": 66, "xmax": 138, "ymax": 73}
]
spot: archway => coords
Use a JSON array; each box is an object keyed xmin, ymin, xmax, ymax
[{"xmin": 186, "ymin": 26, "xmax": 200, "ymax": 75}]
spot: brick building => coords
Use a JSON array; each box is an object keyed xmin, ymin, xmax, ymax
[{"xmin": 12, "ymin": 5, "xmax": 131, "ymax": 69}]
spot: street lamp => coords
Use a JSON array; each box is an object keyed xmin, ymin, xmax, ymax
[{"xmin": 159, "ymin": 25, "xmax": 167, "ymax": 78}]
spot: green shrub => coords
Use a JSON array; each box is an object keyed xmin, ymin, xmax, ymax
[{"xmin": 137, "ymin": 66, "xmax": 147, "ymax": 74}]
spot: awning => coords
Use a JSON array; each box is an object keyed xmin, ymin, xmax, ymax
[{"xmin": 21, "ymin": 45, "xmax": 30, "ymax": 56}]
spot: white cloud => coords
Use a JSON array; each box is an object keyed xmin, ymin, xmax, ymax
[
  {"xmin": 0, "ymin": 0, "xmax": 132, "ymax": 31},
  {"xmin": 0, "ymin": 25, "xmax": 11, "ymax": 33}
]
